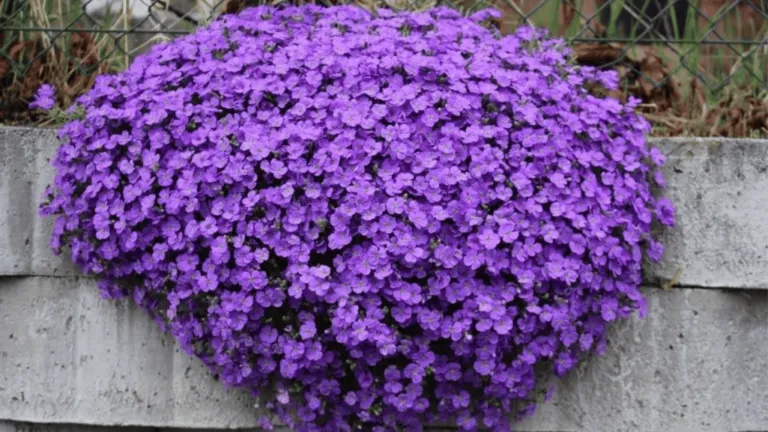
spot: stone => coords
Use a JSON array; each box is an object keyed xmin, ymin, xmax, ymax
[
  {"xmin": 0, "ymin": 422, "xmax": 151, "ymax": 432},
  {"xmin": 0, "ymin": 277, "xmax": 765, "ymax": 431},
  {"xmin": 2, "ymin": 127, "xmax": 767, "ymax": 289},
  {"xmin": 647, "ymin": 138, "xmax": 768, "ymax": 290},
  {"xmin": 0, "ymin": 277, "xmax": 261, "ymax": 429}
]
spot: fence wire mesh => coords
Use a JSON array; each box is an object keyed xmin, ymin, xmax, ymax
[{"xmin": 1, "ymin": 0, "xmax": 766, "ymax": 124}]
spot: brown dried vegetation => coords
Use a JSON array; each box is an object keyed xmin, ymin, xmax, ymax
[
  {"xmin": 0, "ymin": 30, "xmax": 108, "ymax": 123},
  {"xmin": 2, "ymin": 0, "xmax": 766, "ymax": 136},
  {"xmin": 569, "ymin": 42, "xmax": 767, "ymax": 138}
]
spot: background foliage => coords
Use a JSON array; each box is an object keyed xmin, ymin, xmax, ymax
[{"xmin": 1, "ymin": 0, "xmax": 766, "ymax": 136}]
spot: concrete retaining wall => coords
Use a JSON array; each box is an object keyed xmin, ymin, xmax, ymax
[{"xmin": 0, "ymin": 126, "xmax": 766, "ymax": 432}]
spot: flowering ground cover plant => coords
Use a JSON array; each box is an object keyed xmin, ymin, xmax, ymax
[{"xmin": 40, "ymin": 5, "xmax": 674, "ymax": 431}]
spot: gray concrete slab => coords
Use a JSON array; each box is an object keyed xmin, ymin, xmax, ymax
[
  {"xmin": 0, "ymin": 423, "xmax": 281, "ymax": 432},
  {"xmin": 0, "ymin": 422, "xmax": 153, "ymax": 432},
  {"xmin": 647, "ymin": 138, "xmax": 768, "ymax": 290},
  {"xmin": 0, "ymin": 276, "xmax": 262, "ymax": 429},
  {"xmin": 0, "ymin": 423, "xmax": 298, "ymax": 432},
  {"xmin": 0, "ymin": 277, "xmax": 765, "ymax": 431},
  {"xmin": 2, "ymin": 127, "xmax": 767, "ymax": 289},
  {"xmin": 517, "ymin": 286, "xmax": 768, "ymax": 432},
  {"xmin": 0, "ymin": 127, "xmax": 75, "ymax": 276}
]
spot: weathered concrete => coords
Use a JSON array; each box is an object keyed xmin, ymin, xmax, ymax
[
  {"xmin": 0, "ymin": 276, "xmax": 262, "ymax": 429},
  {"xmin": 1, "ymin": 277, "xmax": 765, "ymax": 431},
  {"xmin": 520, "ymin": 287, "xmax": 768, "ymax": 432},
  {"xmin": 0, "ymin": 423, "xmax": 284, "ymax": 432},
  {"xmin": 647, "ymin": 138, "xmax": 768, "ymax": 290},
  {"xmin": 1, "ymin": 128, "xmax": 768, "ymax": 431},
  {"xmin": 0, "ymin": 423, "xmax": 153, "ymax": 432},
  {"xmin": 2, "ymin": 127, "xmax": 768, "ymax": 289},
  {"xmin": 0, "ymin": 128, "xmax": 75, "ymax": 276}
]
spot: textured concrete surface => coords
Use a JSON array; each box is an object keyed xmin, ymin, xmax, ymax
[
  {"xmin": 0, "ymin": 277, "xmax": 261, "ymax": 429},
  {"xmin": 1, "ymin": 277, "xmax": 765, "ymax": 431},
  {"xmin": 647, "ymin": 138, "xmax": 768, "ymax": 290},
  {"xmin": 0, "ymin": 128, "xmax": 75, "ymax": 276},
  {"xmin": 0, "ymin": 423, "xmax": 285, "ymax": 432},
  {"xmin": 2, "ymin": 127, "xmax": 767, "ymax": 289},
  {"xmin": 0, "ymin": 425, "xmax": 266, "ymax": 432},
  {"xmin": 0, "ymin": 423, "xmax": 153, "ymax": 432},
  {"xmin": 1, "ymin": 127, "xmax": 767, "ymax": 432}
]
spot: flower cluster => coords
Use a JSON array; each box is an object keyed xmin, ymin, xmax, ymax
[
  {"xmin": 41, "ymin": 5, "xmax": 673, "ymax": 432},
  {"xmin": 30, "ymin": 83, "xmax": 57, "ymax": 111}
]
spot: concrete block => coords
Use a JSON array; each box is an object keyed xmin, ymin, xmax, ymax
[
  {"xmin": 647, "ymin": 138, "xmax": 768, "ymax": 290},
  {"xmin": 0, "ymin": 127, "xmax": 76, "ymax": 277},
  {"xmin": 0, "ymin": 423, "xmax": 277, "ymax": 432},
  {"xmin": 2, "ymin": 127, "xmax": 767, "ymax": 289},
  {"xmin": 517, "ymin": 287, "xmax": 768, "ymax": 432},
  {"xmin": 0, "ymin": 424, "xmax": 296, "ymax": 432},
  {"xmin": 0, "ymin": 277, "xmax": 765, "ymax": 431},
  {"xmin": 0, "ymin": 422, "xmax": 152, "ymax": 432},
  {"xmin": 0, "ymin": 277, "xmax": 262, "ymax": 429}
]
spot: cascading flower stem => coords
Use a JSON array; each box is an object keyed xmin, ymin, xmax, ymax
[{"xmin": 41, "ymin": 5, "xmax": 674, "ymax": 432}]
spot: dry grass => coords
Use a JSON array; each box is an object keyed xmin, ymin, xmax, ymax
[
  {"xmin": 0, "ymin": 0, "xmax": 112, "ymax": 122},
  {"xmin": 570, "ymin": 42, "xmax": 767, "ymax": 138}
]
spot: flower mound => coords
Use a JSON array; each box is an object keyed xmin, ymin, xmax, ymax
[{"xmin": 41, "ymin": 5, "xmax": 674, "ymax": 432}]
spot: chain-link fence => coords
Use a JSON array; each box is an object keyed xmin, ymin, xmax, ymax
[{"xmin": 1, "ymin": 0, "xmax": 766, "ymax": 123}]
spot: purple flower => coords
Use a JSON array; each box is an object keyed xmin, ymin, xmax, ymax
[
  {"xmin": 477, "ymin": 228, "xmax": 501, "ymax": 250},
  {"xmin": 473, "ymin": 359, "xmax": 494, "ymax": 376},
  {"xmin": 650, "ymin": 147, "xmax": 666, "ymax": 166},
  {"xmin": 656, "ymin": 198, "xmax": 676, "ymax": 226},
  {"xmin": 344, "ymin": 392, "xmax": 358, "ymax": 406},
  {"xmin": 40, "ymin": 6, "xmax": 673, "ymax": 431},
  {"xmin": 299, "ymin": 320, "xmax": 316, "ymax": 340},
  {"xmin": 30, "ymin": 84, "xmax": 56, "ymax": 110}
]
